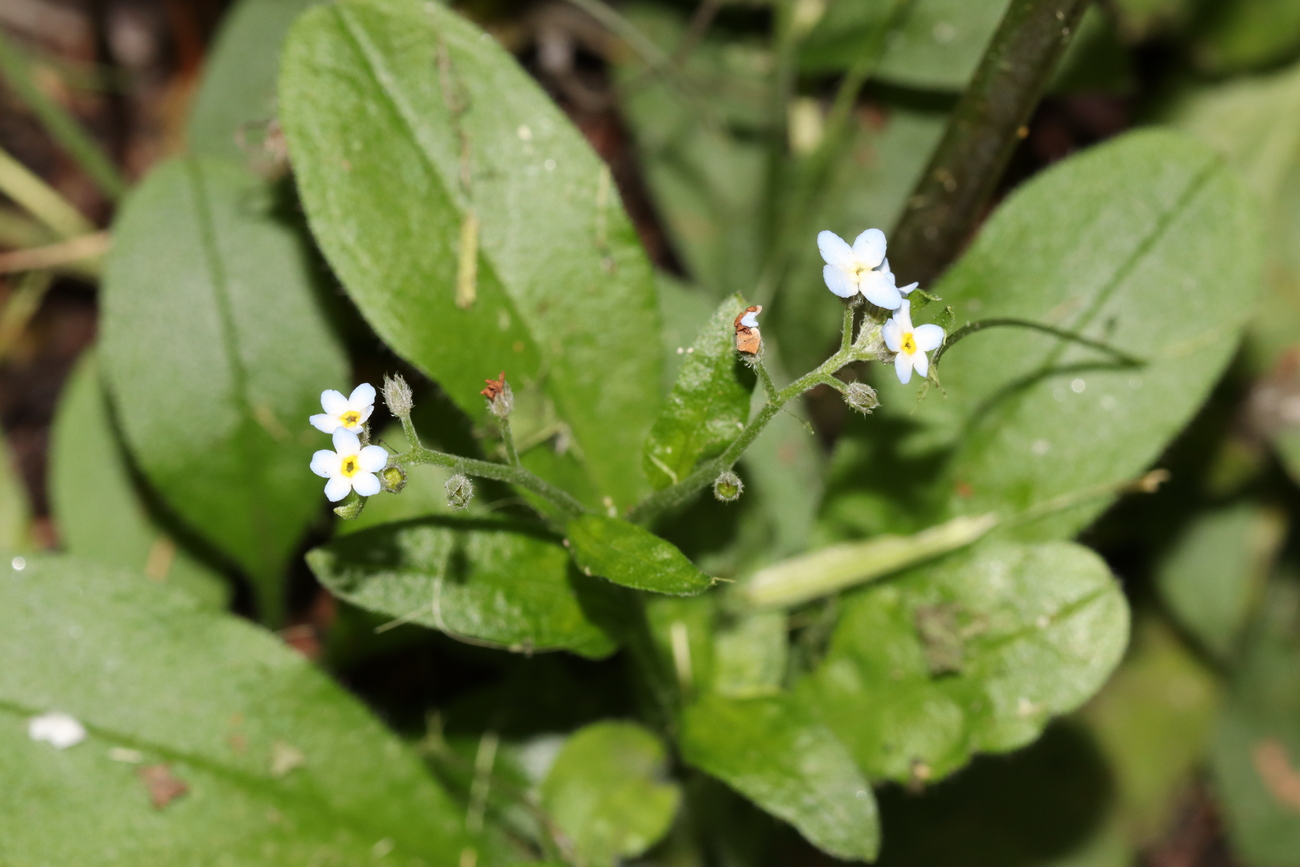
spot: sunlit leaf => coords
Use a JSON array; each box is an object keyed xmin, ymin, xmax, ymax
[
  {"xmin": 100, "ymin": 156, "xmax": 347, "ymax": 621},
  {"xmin": 566, "ymin": 514, "xmax": 714, "ymax": 597},
  {"xmin": 0, "ymin": 555, "xmax": 468, "ymax": 864},
  {"xmin": 279, "ymin": 0, "xmax": 661, "ymax": 509}
]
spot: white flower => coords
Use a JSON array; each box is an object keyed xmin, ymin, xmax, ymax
[
  {"xmin": 310, "ymin": 429, "xmax": 389, "ymax": 502},
  {"xmin": 818, "ymin": 228, "xmax": 902, "ymax": 309},
  {"xmin": 309, "ymin": 383, "xmax": 376, "ymax": 435},
  {"xmin": 878, "ymin": 258, "xmax": 919, "ymax": 297},
  {"xmin": 882, "ymin": 300, "xmax": 945, "ymax": 384},
  {"xmin": 29, "ymin": 712, "xmax": 86, "ymax": 750}
]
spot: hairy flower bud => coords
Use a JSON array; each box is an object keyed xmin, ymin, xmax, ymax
[
  {"xmin": 480, "ymin": 371, "xmax": 514, "ymax": 419},
  {"xmin": 844, "ymin": 382, "xmax": 879, "ymax": 414},
  {"xmin": 332, "ymin": 492, "xmax": 366, "ymax": 520},
  {"xmin": 446, "ymin": 474, "xmax": 474, "ymax": 511},
  {"xmin": 380, "ymin": 465, "xmax": 407, "ymax": 494},
  {"xmin": 382, "ymin": 373, "xmax": 414, "ymax": 418},
  {"xmin": 712, "ymin": 470, "xmax": 744, "ymax": 503}
]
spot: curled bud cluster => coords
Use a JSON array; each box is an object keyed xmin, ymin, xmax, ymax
[
  {"xmin": 713, "ymin": 470, "xmax": 744, "ymax": 503},
  {"xmin": 382, "ymin": 373, "xmax": 414, "ymax": 418},
  {"xmin": 446, "ymin": 474, "xmax": 474, "ymax": 511},
  {"xmin": 844, "ymin": 382, "xmax": 879, "ymax": 414},
  {"xmin": 481, "ymin": 371, "xmax": 514, "ymax": 419}
]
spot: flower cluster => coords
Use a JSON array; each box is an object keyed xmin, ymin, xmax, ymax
[
  {"xmin": 308, "ymin": 383, "xmax": 389, "ymax": 502},
  {"xmin": 818, "ymin": 228, "xmax": 943, "ymax": 384}
]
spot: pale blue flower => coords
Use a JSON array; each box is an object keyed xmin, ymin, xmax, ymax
[
  {"xmin": 817, "ymin": 228, "xmax": 901, "ymax": 309},
  {"xmin": 310, "ymin": 429, "xmax": 388, "ymax": 501},
  {"xmin": 310, "ymin": 383, "xmax": 376, "ymax": 434},
  {"xmin": 882, "ymin": 300, "xmax": 944, "ymax": 384}
]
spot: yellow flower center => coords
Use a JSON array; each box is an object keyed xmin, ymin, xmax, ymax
[
  {"xmin": 341, "ymin": 456, "xmax": 359, "ymax": 477},
  {"xmin": 901, "ymin": 332, "xmax": 917, "ymax": 354},
  {"xmin": 340, "ymin": 410, "xmax": 362, "ymax": 427}
]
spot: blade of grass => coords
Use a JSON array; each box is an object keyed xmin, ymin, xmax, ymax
[
  {"xmin": 887, "ymin": 0, "xmax": 1091, "ymax": 287},
  {"xmin": 0, "ymin": 146, "xmax": 95, "ymax": 239},
  {"xmin": 0, "ymin": 31, "xmax": 127, "ymax": 200},
  {"xmin": 0, "ymin": 231, "xmax": 109, "ymax": 276}
]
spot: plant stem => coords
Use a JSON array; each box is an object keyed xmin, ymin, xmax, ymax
[
  {"xmin": 932, "ymin": 316, "xmax": 1144, "ymax": 367},
  {"xmin": 0, "ymin": 146, "xmax": 95, "ymax": 239},
  {"xmin": 628, "ymin": 345, "xmax": 854, "ymax": 524},
  {"xmin": 498, "ymin": 416, "xmax": 520, "ymax": 467},
  {"xmin": 392, "ymin": 446, "xmax": 587, "ymax": 519},
  {"xmin": 754, "ymin": 358, "xmax": 777, "ymax": 401},
  {"xmin": 840, "ymin": 302, "xmax": 856, "ymax": 352},
  {"xmin": 888, "ymin": 0, "xmax": 1091, "ymax": 287}
]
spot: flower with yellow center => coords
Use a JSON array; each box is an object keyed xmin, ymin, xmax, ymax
[
  {"xmin": 310, "ymin": 429, "xmax": 389, "ymax": 502},
  {"xmin": 309, "ymin": 383, "xmax": 376, "ymax": 435},
  {"xmin": 882, "ymin": 300, "xmax": 945, "ymax": 384},
  {"xmin": 817, "ymin": 228, "xmax": 903, "ymax": 309}
]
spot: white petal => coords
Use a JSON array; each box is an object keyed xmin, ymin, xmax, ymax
[
  {"xmin": 851, "ymin": 229, "xmax": 887, "ymax": 267},
  {"xmin": 817, "ymin": 230, "xmax": 855, "ymax": 266},
  {"xmin": 882, "ymin": 318, "xmax": 902, "ymax": 352},
  {"xmin": 894, "ymin": 352, "xmax": 913, "ymax": 384},
  {"xmin": 739, "ymin": 310, "xmax": 760, "ymax": 328},
  {"xmin": 309, "ymin": 413, "xmax": 341, "ymax": 434},
  {"xmin": 352, "ymin": 472, "xmax": 381, "ymax": 498},
  {"xmin": 359, "ymin": 445, "xmax": 389, "ymax": 473},
  {"xmin": 913, "ymin": 350, "xmax": 930, "ymax": 379},
  {"xmin": 860, "ymin": 271, "xmax": 902, "ymax": 309},
  {"xmin": 332, "ymin": 428, "xmax": 361, "ymax": 455},
  {"xmin": 894, "ymin": 299, "xmax": 914, "ymax": 331},
  {"xmin": 358, "ymin": 404, "xmax": 375, "ymax": 424},
  {"xmin": 324, "ymin": 475, "xmax": 352, "ymax": 502},
  {"xmin": 348, "ymin": 382, "xmax": 376, "ymax": 409},
  {"xmin": 823, "ymin": 264, "xmax": 858, "ymax": 298},
  {"xmin": 320, "ymin": 389, "xmax": 348, "ymax": 416},
  {"xmin": 28, "ymin": 712, "xmax": 86, "ymax": 750},
  {"xmin": 897, "ymin": 281, "xmax": 919, "ymax": 296},
  {"xmin": 913, "ymin": 323, "xmax": 945, "ymax": 352},
  {"xmin": 310, "ymin": 449, "xmax": 339, "ymax": 478},
  {"xmin": 879, "ymin": 257, "xmax": 892, "ymax": 276}
]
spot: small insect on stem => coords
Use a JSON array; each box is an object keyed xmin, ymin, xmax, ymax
[{"xmin": 734, "ymin": 305, "xmax": 763, "ymax": 356}]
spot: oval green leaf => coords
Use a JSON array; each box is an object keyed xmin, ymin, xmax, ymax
[
  {"xmin": 0, "ymin": 555, "xmax": 467, "ymax": 864},
  {"xmin": 50, "ymin": 353, "xmax": 230, "ymax": 609},
  {"xmin": 643, "ymin": 294, "xmax": 753, "ymax": 489},
  {"xmin": 680, "ymin": 694, "xmax": 880, "ymax": 863},
  {"xmin": 538, "ymin": 721, "xmax": 680, "ymax": 867},
  {"xmin": 307, "ymin": 516, "xmax": 618, "ymax": 659},
  {"xmin": 99, "ymin": 156, "xmax": 347, "ymax": 621},
  {"xmin": 799, "ymin": 540, "xmax": 1130, "ymax": 783},
  {"xmin": 279, "ymin": 0, "xmax": 661, "ymax": 509},
  {"xmin": 566, "ymin": 514, "xmax": 714, "ymax": 596}
]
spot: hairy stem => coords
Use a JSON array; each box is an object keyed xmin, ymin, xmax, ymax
[
  {"xmin": 498, "ymin": 416, "xmax": 521, "ymax": 467},
  {"xmin": 628, "ymin": 345, "xmax": 854, "ymax": 524},
  {"xmin": 888, "ymin": 0, "xmax": 1091, "ymax": 287},
  {"xmin": 392, "ymin": 446, "xmax": 587, "ymax": 519},
  {"xmin": 932, "ymin": 316, "xmax": 1145, "ymax": 367}
]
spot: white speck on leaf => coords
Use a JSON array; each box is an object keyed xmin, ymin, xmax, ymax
[
  {"xmin": 28, "ymin": 712, "xmax": 86, "ymax": 749},
  {"xmin": 1071, "ymin": 378, "xmax": 1086, "ymax": 394}
]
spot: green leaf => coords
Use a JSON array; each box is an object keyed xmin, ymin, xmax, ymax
[
  {"xmin": 99, "ymin": 156, "xmax": 347, "ymax": 621},
  {"xmin": 0, "ymin": 555, "xmax": 468, "ymax": 864},
  {"xmin": 643, "ymin": 294, "xmax": 753, "ymax": 489},
  {"xmin": 711, "ymin": 611, "xmax": 788, "ymax": 699},
  {"xmin": 1189, "ymin": 0, "xmax": 1300, "ymax": 75},
  {"xmin": 538, "ymin": 722, "xmax": 681, "ymax": 867},
  {"xmin": 1212, "ymin": 611, "xmax": 1300, "ymax": 866},
  {"xmin": 566, "ymin": 514, "xmax": 714, "ymax": 596},
  {"xmin": 307, "ymin": 516, "xmax": 618, "ymax": 659},
  {"xmin": 800, "ymin": 0, "xmax": 1009, "ymax": 89},
  {"xmin": 850, "ymin": 130, "xmax": 1262, "ymax": 540},
  {"xmin": 279, "ymin": 0, "xmax": 661, "ymax": 509},
  {"xmin": 799, "ymin": 540, "xmax": 1130, "ymax": 783},
  {"xmin": 1082, "ymin": 619, "xmax": 1221, "ymax": 846},
  {"xmin": 50, "ymin": 353, "xmax": 230, "ymax": 609},
  {"xmin": 680, "ymin": 693, "xmax": 880, "ymax": 862},
  {"xmin": 1155, "ymin": 503, "xmax": 1284, "ymax": 661},
  {"xmin": 187, "ymin": 0, "xmax": 323, "ymax": 161}
]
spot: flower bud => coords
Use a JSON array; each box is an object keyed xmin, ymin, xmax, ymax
[
  {"xmin": 446, "ymin": 474, "xmax": 474, "ymax": 511},
  {"xmin": 712, "ymin": 470, "xmax": 744, "ymax": 503},
  {"xmin": 380, "ymin": 465, "xmax": 407, "ymax": 494},
  {"xmin": 382, "ymin": 373, "xmax": 413, "ymax": 418},
  {"xmin": 332, "ymin": 492, "xmax": 366, "ymax": 520},
  {"xmin": 844, "ymin": 382, "xmax": 879, "ymax": 414},
  {"xmin": 480, "ymin": 371, "xmax": 514, "ymax": 419}
]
